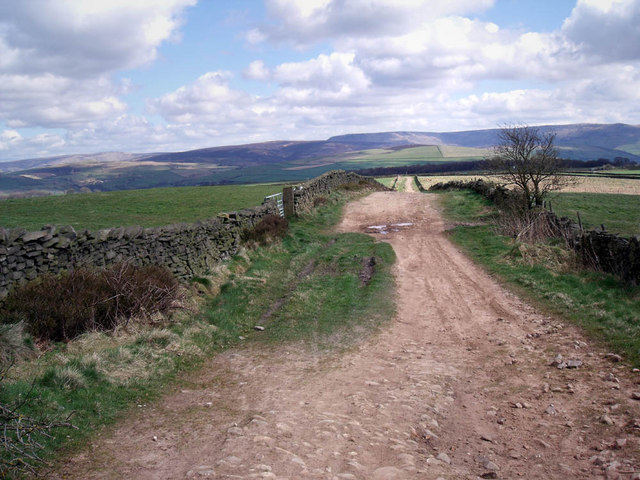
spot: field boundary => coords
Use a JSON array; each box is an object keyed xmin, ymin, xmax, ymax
[
  {"xmin": 429, "ymin": 179, "xmax": 640, "ymax": 284},
  {"xmin": 0, "ymin": 171, "xmax": 387, "ymax": 301}
]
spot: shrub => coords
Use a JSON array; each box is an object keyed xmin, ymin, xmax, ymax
[
  {"xmin": 495, "ymin": 207, "xmax": 561, "ymax": 243},
  {"xmin": 0, "ymin": 262, "xmax": 181, "ymax": 342},
  {"xmin": 243, "ymin": 214, "xmax": 289, "ymax": 245}
]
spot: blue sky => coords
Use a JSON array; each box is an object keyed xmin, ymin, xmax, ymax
[{"xmin": 1, "ymin": 0, "xmax": 639, "ymax": 160}]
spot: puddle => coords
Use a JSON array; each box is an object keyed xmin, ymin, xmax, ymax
[{"xmin": 365, "ymin": 222, "xmax": 413, "ymax": 234}]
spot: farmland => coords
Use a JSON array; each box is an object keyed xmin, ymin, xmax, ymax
[
  {"xmin": 0, "ymin": 183, "xmax": 284, "ymax": 231},
  {"xmin": 416, "ymin": 174, "xmax": 640, "ymax": 236}
]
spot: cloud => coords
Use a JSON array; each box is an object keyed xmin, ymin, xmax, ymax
[
  {"xmin": 0, "ymin": 0, "xmax": 194, "ymax": 132},
  {"xmin": 147, "ymin": 71, "xmax": 258, "ymax": 125},
  {"xmin": 0, "ymin": 0, "xmax": 196, "ymax": 77},
  {"xmin": 563, "ymin": 0, "xmax": 640, "ymax": 62},
  {"xmin": 251, "ymin": 0, "xmax": 495, "ymax": 46}
]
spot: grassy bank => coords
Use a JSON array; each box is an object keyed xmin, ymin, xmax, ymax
[
  {"xmin": 0, "ymin": 183, "xmax": 285, "ymax": 231},
  {"xmin": 0, "ymin": 188, "xmax": 395, "ymax": 475},
  {"xmin": 435, "ymin": 190, "xmax": 640, "ymax": 365}
]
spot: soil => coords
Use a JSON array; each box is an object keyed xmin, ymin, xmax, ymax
[{"xmin": 52, "ymin": 190, "xmax": 640, "ymax": 479}]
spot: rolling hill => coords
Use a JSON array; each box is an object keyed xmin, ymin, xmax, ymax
[{"xmin": 0, "ymin": 123, "xmax": 638, "ymax": 197}]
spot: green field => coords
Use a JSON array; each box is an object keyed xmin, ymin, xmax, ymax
[
  {"xmin": 0, "ymin": 183, "xmax": 285, "ymax": 231},
  {"xmin": 604, "ymin": 169, "xmax": 640, "ymax": 175},
  {"xmin": 550, "ymin": 192, "xmax": 640, "ymax": 235}
]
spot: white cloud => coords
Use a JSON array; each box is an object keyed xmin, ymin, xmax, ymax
[
  {"xmin": 147, "ymin": 72, "xmax": 257, "ymax": 124},
  {"xmin": 0, "ymin": 0, "xmax": 196, "ymax": 77},
  {"xmin": 563, "ymin": 0, "xmax": 640, "ymax": 61},
  {"xmin": 0, "ymin": 74, "xmax": 128, "ymax": 128},
  {"xmin": 252, "ymin": 0, "xmax": 495, "ymax": 46},
  {"xmin": 0, "ymin": 0, "xmax": 194, "ymax": 133}
]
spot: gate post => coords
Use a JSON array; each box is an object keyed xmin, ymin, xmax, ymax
[{"xmin": 282, "ymin": 186, "xmax": 295, "ymax": 217}]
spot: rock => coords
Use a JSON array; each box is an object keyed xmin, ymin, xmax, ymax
[
  {"xmin": 604, "ymin": 373, "xmax": 619, "ymax": 383},
  {"xmin": 601, "ymin": 415, "xmax": 615, "ymax": 426},
  {"xmin": 605, "ymin": 353, "xmax": 623, "ymax": 363},
  {"xmin": 513, "ymin": 402, "xmax": 523, "ymax": 409},
  {"xmin": 545, "ymin": 404, "xmax": 557, "ymax": 416},
  {"xmin": 480, "ymin": 473, "xmax": 498, "ymax": 479},
  {"xmin": 535, "ymin": 438, "xmax": 551, "ymax": 448},
  {"xmin": 480, "ymin": 434, "xmax": 495, "ymax": 443},
  {"xmin": 372, "ymin": 466, "xmax": 405, "ymax": 479},
  {"xmin": 227, "ymin": 427, "xmax": 244, "ymax": 436},
  {"xmin": 476, "ymin": 456, "xmax": 498, "ymax": 471},
  {"xmin": 614, "ymin": 438, "xmax": 627, "ymax": 449},
  {"xmin": 252, "ymin": 435, "xmax": 275, "ymax": 447},
  {"xmin": 186, "ymin": 466, "xmax": 216, "ymax": 478},
  {"xmin": 631, "ymin": 392, "xmax": 640, "ymax": 400},
  {"xmin": 254, "ymin": 325, "xmax": 265, "ymax": 331},
  {"xmin": 436, "ymin": 452, "xmax": 451, "ymax": 464},
  {"xmin": 550, "ymin": 354, "xmax": 566, "ymax": 369},
  {"xmin": 566, "ymin": 359, "xmax": 583, "ymax": 368}
]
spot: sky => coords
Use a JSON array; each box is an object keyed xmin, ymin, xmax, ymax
[{"xmin": 1, "ymin": 0, "xmax": 639, "ymax": 161}]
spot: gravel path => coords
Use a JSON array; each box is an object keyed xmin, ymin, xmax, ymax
[{"xmin": 54, "ymin": 191, "xmax": 640, "ymax": 479}]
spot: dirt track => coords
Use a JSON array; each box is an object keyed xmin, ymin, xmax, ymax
[{"xmin": 54, "ymin": 191, "xmax": 640, "ymax": 479}]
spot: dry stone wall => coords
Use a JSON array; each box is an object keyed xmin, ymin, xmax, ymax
[
  {"xmin": 0, "ymin": 171, "xmax": 385, "ymax": 300},
  {"xmin": 292, "ymin": 170, "xmax": 388, "ymax": 213},
  {"xmin": 0, "ymin": 200, "xmax": 278, "ymax": 300}
]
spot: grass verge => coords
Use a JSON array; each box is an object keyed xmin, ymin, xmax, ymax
[
  {"xmin": 436, "ymin": 190, "xmax": 640, "ymax": 365},
  {"xmin": 0, "ymin": 188, "xmax": 395, "ymax": 475}
]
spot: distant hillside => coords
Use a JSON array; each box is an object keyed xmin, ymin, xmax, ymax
[{"xmin": 1, "ymin": 123, "xmax": 638, "ymax": 197}]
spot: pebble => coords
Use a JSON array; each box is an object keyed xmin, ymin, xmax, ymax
[
  {"xmin": 372, "ymin": 466, "xmax": 405, "ymax": 479},
  {"xmin": 436, "ymin": 452, "xmax": 451, "ymax": 464},
  {"xmin": 481, "ymin": 473, "xmax": 498, "ymax": 479},
  {"xmin": 601, "ymin": 415, "xmax": 615, "ymax": 426},
  {"xmin": 615, "ymin": 438, "xmax": 627, "ymax": 449},
  {"xmin": 631, "ymin": 392, "xmax": 640, "ymax": 400},
  {"xmin": 476, "ymin": 455, "xmax": 499, "ymax": 471},
  {"xmin": 566, "ymin": 360, "xmax": 583, "ymax": 369},
  {"xmin": 186, "ymin": 466, "xmax": 216, "ymax": 478},
  {"xmin": 545, "ymin": 404, "xmax": 557, "ymax": 416},
  {"xmin": 227, "ymin": 427, "xmax": 244, "ymax": 436},
  {"xmin": 252, "ymin": 435, "xmax": 276, "ymax": 447},
  {"xmin": 254, "ymin": 325, "xmax": 265, "ymax": 331},
  {"xmin": 605, "ymin": 353, "xmax": 623, "ymax": 363}
]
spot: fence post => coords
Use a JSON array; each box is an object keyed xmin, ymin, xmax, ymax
[{"xmin": 577, "ymin": 211, "xmax": 583, "ymax": 232}]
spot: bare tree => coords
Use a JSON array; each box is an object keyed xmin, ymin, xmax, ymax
[{"xmin": 489, "ymin": 123, "xmax": 570, "ymax": 210}]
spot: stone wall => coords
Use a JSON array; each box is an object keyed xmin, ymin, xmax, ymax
[
  {"xmin": 0, "ymin": 171, "xmax": 386, "ymax": 300},
  {"xmin": 429, "ymin": 179, "xmax": 640, "ymax": 285},
  {"xmin": 0, "ymin": 199, "xmax": 278, "ymax": 300},
  {"xmin": 292, "ymin": 170, "xmax": 388, "ymax": 213}
]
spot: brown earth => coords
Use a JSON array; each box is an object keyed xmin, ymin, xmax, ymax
[{"xmin": 52, "ymin": 190, "xmax": 640, "ymax": 479}]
